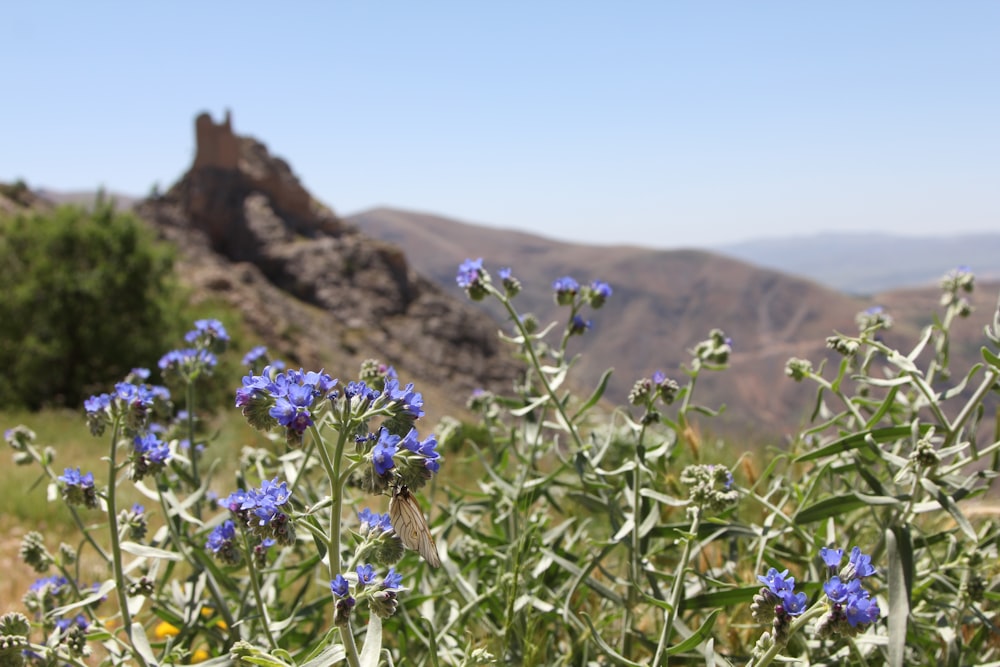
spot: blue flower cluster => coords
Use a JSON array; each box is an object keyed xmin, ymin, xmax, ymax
[
  {"xmin": 816, "ymin": 546, "xmax": 880, "ymax": 635},
  {"xmin": 756, "ymin": 568, "xmax": 808, "ymax": 617},
  {"xmin": 85, "ymin": 380, "xmax": 170, "ymax": 437},
  {"xmin": 242, "ymin": 344, "xmax": 284, "ymax": 371},
  {"xmin": 205, "ymin": 519, "xmax": 242, "ymax": 566},
  {"xmin": 219, "ymin": 478, "xmax": 295, "ymax": 547},
  {"xmin": 186, "ymin": 318, "xmax": 229, "ymax": 346},
  {"xmin": 752, "ymin": 546, "xmax": 881, "ymax": 645},
  {"xmin": 158, "ymin": 348, "xmax": 218, "ymax": 373},
  {"xmin": 456, "ymin": 258, "xmax": 489, "ymax": 300},
  {"xmin": 56, "ymin": 468, "xmax": 98, "ymax": 509},
  {"xmin": 236, "ymin": 366, "xmax": 338, "ymax": 441},
  {"xmin": 368, "ymin": 426, "xmax": 441, "ymax": 491},
  {"xmin": 330, "ymin": 565, "xmax": 405, "ymax": 623},
  {"xmin": 131, "ymin": 432, "xmax": 171, "ymax": 481},
  {"xmin": 357, "ymin": 508, "xmax": 393, "ymax": 534}
]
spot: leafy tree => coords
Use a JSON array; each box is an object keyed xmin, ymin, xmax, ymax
[{"xmin": 0, "ymin": 203, "xmax": 188, "ymax": 409}]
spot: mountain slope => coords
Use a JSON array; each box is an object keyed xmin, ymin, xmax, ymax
[{"xmin": 350, "ymin": 208, "xmax": 905, "ymax": 439}]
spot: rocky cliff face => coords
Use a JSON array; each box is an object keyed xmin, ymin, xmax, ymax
[{"xmin": 137, "ymin": 112, "xmax": 517, "ymax": 416}]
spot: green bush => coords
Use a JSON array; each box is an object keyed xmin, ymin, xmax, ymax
[{"xmin": 0, "ymin": 203, "xmax": 187, "ymax": 409}]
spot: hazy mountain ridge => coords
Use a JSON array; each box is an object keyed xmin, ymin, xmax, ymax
[
  {"xmin": 716, "ymin": 232, "xmax": 1000, "ymax": 294},
  {"xmin": 351, "ymin": 207, "xmax": 1000, "ymax": 440}
]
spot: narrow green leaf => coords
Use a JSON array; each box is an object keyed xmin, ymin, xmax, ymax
[
  {"xmin": 639, "ymin": 489, "xmax": 688, "ymax": 506},
  {"xmin": 982, "ymin": 346, "xmax": 1000, "ymax": 370},
  {"xmin": 359, "ymin": 613, "xmax": 383, "ymax": 667},
  {"xmin": 920, "ymin": 478, "xmax": 978, "ymax": 541},
  {"xmin": 300, "ymin": 643, "xmax": 346, "ymax": 667},
  {"xmin": 579, "ymin": 613, "xmax": 646, "ymax": 667},
  {"xmin": 510, "ymin": 394, "xmax": 550, "ymax": 417},
  {"xmin": 664, "ymin": 609, "xmax": 721, "ymax": 656},
  {"xmin": 120, "ymin": 541, "xmax": 184, "ymax": 561},
  {"xmin": 795, "ymin": 424, "xmax": 932, "ymax": 463},
  {"xmin": 130, "ymin": 622, "xmax": 159, "ymax": 666},
  {"xmin": 886, "ymin": 525, "xmax": 912, "ymax": 667},
  {"xmin": 572, "ymin": 367, "xmax": 613, "ymax": 422},
  {"xmin": 794, "ymin": 492, "xmax": 899, "ymax": 525}
]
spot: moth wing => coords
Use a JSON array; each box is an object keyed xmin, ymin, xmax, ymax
[{"xmin": 390, "ymin": 488, "xmax": 441, "ymax": 568}]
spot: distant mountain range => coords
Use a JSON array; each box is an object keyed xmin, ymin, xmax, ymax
[
  {"xmin": 348, "ymin": 207, "xmax": 999, "ymax": 440},
  {"xmin": 715, "ymin": 232, "xmax": 1000, "ymax": 294}
]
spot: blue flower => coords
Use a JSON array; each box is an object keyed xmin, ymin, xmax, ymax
[
  {"xmin": 242, "ymin": 345, "xmax": 268, "ymax": 366},
  {"xmin": 846, "ymin": 546, "xmax": 877, "ymax": 579},
  {"xmin": 779, "ymin": 589, "xmax": 808, "ymax": 616},
  {"xmin": 590, "ymin": 280, "xmax": 612, "ymax": 299},
  {"xmin": 757, "ymin": 568, "xmax": 796, "ymax": 596},
  {"xmin": 822, "ymin": 575, "xmax": 861, "ymax": 603},
  {"xmin": 372, "ymin": 429, "xmax": 400, "ymax": 476},
  {"xmin": 358, "ymin": 508, "xmax": 392, "ymax": 533},
  {"xmin": 269, "ymin": 383, "xmax": 315, "ymax": 434},
  {"xmin": 133, "ymin": 433, "xmax": 170, "ymax": 465},
  {"xmin": 844, "ymin": 590, "xmax": 880, "ymax": 627},
  {"xmin": 84, "ymin": 393, "xmax": 111, "ymax": 414},
  {"xmin": 385, "ymin": 379, "xmax": 425, "ymax": 420},
  {"xmin": 382, "ymin": 567, "xmax": 403, "ymax": 590},
  {"xmin": 206, "ymin": 520, "xmax": 237, "ymax": 554},
  {"xmin": 456, "ymin": 258, "xmax": 485, "ymax": 289},
  {"xmin": 158, "ymin": 348, "xmax": 218, "ymax": 375},
  {"xmin": 185, "ymin": 319, "xmax": 230, "ymax": 345},
  {"xmin": 58, "ymin": 467, "xmax": 94, "ymax": 488},
  {"xmin": 356, "ymin": 564, "xmax": 376, "ymax": 588},
  {"xmin": 30, "ymin": 575, "xmax": 70, "ymax": 594},
  {"xmin": 330, "ymin": 574, "xmax": 350, "ymax": 598},
  {"xmin": 588, "ymin": 280, "xmax": 612, "ymax": 308},
  {"xmin": 552, "ymin": 276, "xmax": 579, "ymax": 293},
  {"xmin": 552, "ymin": 276, "xmax": 579, "ymax": 305},
  {"xmin": 820, "ymin": 547, "xmax": 844, "ymax": 569},
  {"xmin": 569, "ymin": 315, "xmax": 592, "ymax": 336}
]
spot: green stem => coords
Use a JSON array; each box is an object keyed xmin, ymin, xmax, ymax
[
  {"xmin": 622, "ymin": 421, "xmax": 649, "ymax": 655},
  {"xmin": 747, "ymin": 603, "xmax": 827, "ymax": 667},
  {"xmin": 652, "ymin": 505, "xmax": 701, "ymax": 665},
  {"xmin": 241, "ymin": 530, "xmax": 279, "ymax": 651},
  {"xmin": 104, "ymin": 420, "xmax": 148, "ymax": 667},
  {"xmin": 944, "ymin": 370, "xmax": 999, "ymax": 447},
  {"xmin": 342, "ymin": 626, "xmax": 362, "ymax": 667},
  {"xmin": 185, "ymin": 382, "xmax": 201, "ymax": 520},
  {"xmin": 494, "ymin": 285, "xmax": 585, "ymax": 453},
  {"xmin": 309, "ymin": 409, "xmax": 362, "ymax": 667}
]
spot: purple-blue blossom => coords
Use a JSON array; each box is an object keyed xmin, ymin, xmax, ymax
[
  {"xmin": 358, "ymin": 508, "xmax": 393, "ymax": 533},
  {"xmin": 456, "ymin": 258, "xmax": 485, "ymax": 288},
  {"xmin": 820, "ymin": 547, "xmax": 844, "ymax": 569},
  {"xmin": 372, "ymin": 429, "xmax": 400, "ymax": 476},
  {"xmin": 331, "ymin": 574, "xmax": 350, "ymax": 598},
  {"xmin": 383, "ymin": 567, "xmax": 403, "ymax": 590},
  {"xmin": 757, "ymin": 568, "xmax": 796, "ymax": 596},
  {"xmin": 242, "ymin": 345, "xmax": 268, "ymax": 366},
  {"xmin": 356, "ymin": 564, "xmax": 376, "ymax": 588},
  {"xmin": 206, "ymin": 520, "xmax": 237, "ymax": 553}
]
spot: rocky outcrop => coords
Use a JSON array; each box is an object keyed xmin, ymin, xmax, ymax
[
  {"xmin": 0, "ymin": 181, "xmax": 54, "ymax": 215},
  {"xmin": 137, "ymin": 112, "xmax": 518, "ymax": 412}
]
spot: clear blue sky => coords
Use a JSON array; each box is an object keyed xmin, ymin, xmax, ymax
[{"xmin": 3, "ymin": 2, "xmax": 998, "ymax": 248}]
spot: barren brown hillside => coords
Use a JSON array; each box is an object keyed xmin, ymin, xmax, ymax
[{"xmin": 351, "ymin": 207, "xmax": 1000, "ymax": 441}]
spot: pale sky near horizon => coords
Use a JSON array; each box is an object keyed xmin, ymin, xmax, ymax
[{"xmin": 2, "ymin": 2, "xmax": 998, "ymax": 248}]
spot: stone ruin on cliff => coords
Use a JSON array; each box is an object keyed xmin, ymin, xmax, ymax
[{"xmin": 137, "ymin": 111, "xmax": 517, "ymax": 409}]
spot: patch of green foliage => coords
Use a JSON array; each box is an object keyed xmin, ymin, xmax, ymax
[{"xmin": 0, "ymin": 202, "xmax": 188, "ymax": 409}]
